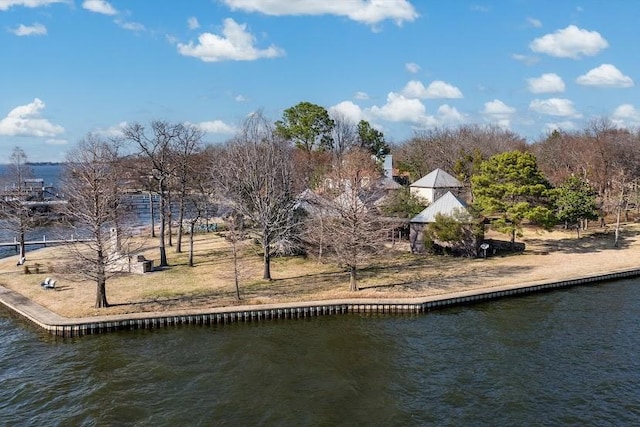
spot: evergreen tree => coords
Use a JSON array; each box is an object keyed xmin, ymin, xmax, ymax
[{"xmin": 471, "ymin": 151, "xmax": 556, "ymax": 249}]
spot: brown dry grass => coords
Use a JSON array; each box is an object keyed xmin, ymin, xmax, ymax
[{"xmin": 2, "ymin": 223, "xmax": 640, "ymax": 318}]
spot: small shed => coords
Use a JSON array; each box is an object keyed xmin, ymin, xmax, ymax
[
  {"xmin": 409, "ymin": 168, "xmax": 463, "ymax": 204},
  {"xmin": 409, "ymin": 191, "xmax": 469, "ymax": 253}
]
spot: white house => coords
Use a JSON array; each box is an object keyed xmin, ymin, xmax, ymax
[{"xmin": 409, "ymin": 168, "xmax": 463, "ymax": 204}]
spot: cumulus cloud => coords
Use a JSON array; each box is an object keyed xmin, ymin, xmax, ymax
[
  {"xmin": 188, "ymin": 17, "xmax": 200, "ymax": 30},
  {"xmin": 482, "ymin": 99, "xmax": 516, "ymax": 128},
  {"xmin": 354, "ymin": 91, "xmax": 369, "ymax": 100},
  {"xmin": 529, "ymin": 98, "xmax": 581, "ymax": 117},
  {"xmin": 529, "ymin": 25, "xmax": 608, "ymax": 59},
  {"xmin": 527, "ymin": 73, "xmax": 565, "ymax": 93},
  {"xmin": 329, "ymin": 101, "xmax": 364, "ymax": 123},
  {"xmin": 512, "ymin": 53, "xmax": 539, "ymax": 66},
  {"xmin": 369, "ymin": 92, "xmax": 428, "ymax": 124},
  {"xmin": 177, "ymin": 18, "xmax": 285, "ymax": 62},
  {"xmin": 9, "ymin": 23, "xmax": 47, "ymax": 36},
  {"xmin": 0, "ymin": 0, "xmax": 65, "ymax": 10},
  {"xmin": 0, "ymin": 98, "xmax": 65, "ymax": 137},
  {"xmin": 95, "ymin": 121, "xmax": 128, "ymax": 137},
  {"xmin": 436, "ymin": 104, "xmax": 465, "ymax": 125},
  {"xmin": 401, "ymin": 80, "xmax": 463, "ymax": 99},
  {"xmin": 82, "ymin": 0, "xmax": 117, "ymax": 15},
  {"xmin": 235, "ymin": 94, "xmax": 247, "ymax": 102},
  {"xmin": 187, "ymin": 120, "xmax": 235, "ymax": 134},
  {"xmin": 222, "ymin": 0, "xmax": 418, "ymax": 26},
  {"xmin": 405, "ymin": 62, "xmax": 420, "ymax": 74},
  {"xmin": 576, "ymin": 64, "xmax": 634, "ymax": 88},
  {"xmin": 612, "ymin": 104, "xmax": 640, "ymax": 128}
]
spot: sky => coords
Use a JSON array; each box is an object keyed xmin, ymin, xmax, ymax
[{"xmin": 1, "ymin": 0, "xmax": 639, "ymax": 162}]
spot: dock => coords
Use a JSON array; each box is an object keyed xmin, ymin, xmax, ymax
[{"xmin": 0, "ymin": 236, "xmax": 93, "ymax": 249}]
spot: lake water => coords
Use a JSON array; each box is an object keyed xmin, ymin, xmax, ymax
[
  {"xmin": 0, "ymin": 164, "xmax": 163, "ymax": 258},
  {"xmin": 1, "ymin": 278, "xmax": 639, "ymax": 425}
]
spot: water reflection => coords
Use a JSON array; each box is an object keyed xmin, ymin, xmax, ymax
[{"xmin": 2, "ymin": 280, "xmax": 640, "ymax": 425}]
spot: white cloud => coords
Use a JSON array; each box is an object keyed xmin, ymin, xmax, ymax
[
  {"xmin": 329, "ymin": 101, "xmax": 364, "ymax": 123},
  {"xmin": 188, "ymin": 120, "xmax": 235, "ymax": 134},
  {"xmin": 354, "ymin": 91, "xmax": 369, "ymax": 100},
  {"xmin": 222, "ymin": 0, "xmax": 418, "ymax": 26},
  {"xmin": 95, "ymin": 121, "xmax": 128, "ymax": 137},
  {"xmin": 544, "ymin": 121, "xmax": 576, "ymax": 132},
  {"xmin": 529, "ymin": 25, "xmax": 608, "ymax": 59},
  {"xmin": 483, "ymin": 99, "xmax": 515, "ymax": 116},
  {"xmin": 405, "ymin": 62, "xmax": 420, "ymax": 74},
  {"xmin": 529, "ymin": 98, "xmax": 581, "ymax": 117},
  {"xmin": 512, "ymin": 53, "xmax": 539, "ymax": 66},
  {"xmin": 115, "ymin": 20, "xmax": 146, "ymax": 32},
  {"xmin": 82, "ymin": 0, "xmax": 117, "ymax": 15},
  {"xmin": 401, "ymin": 80, "xmax": 463, "ymax": 99},
  {"xmin": 612, "ymin": 104, "xmax": 640, "ymax": 128},
  {"xmin": 482, "ymin": 99, "xmax": 516, "ymax": 128},
  {"xmin": 0, "ymin": 0, "xmax": 65, "ymax": 10},
  {"xmin": 177, "ymin": 18, "xmax": 285, "ymax": 62},
  {"xmin": 526, "ymin": 17, "xmax": 542, "ymax": 28},
  {"xmin": 235, "ymin": 94, "xmax": 247, "ymax": 102},
  {"xmin": 188, "ymin": 17, "xmax": 200, "ymax": 30},
  {"xmin": 10, "ymin": 23, "xmax": 47, "ymax": 36},
  {"xmin": 436, "ymin": 104, "xmax": 465, "ymax": 125},
  {"xmin": 0, "ymin": 98, "xmax": 65, "ymax": 137},
  {"xmin": 45, "ymin": 138, "xmax": 68, "ymax": 145},
  {"xmin": 527, "ymin": 73, "xmax": 565, "ymax": 93},
  {"xmin": 369, "ymin": 92, "xmax": 428, "ymax": 124},
  {"xmin": 576, "ymin": 64, "xmax": 634, "ymax": 88}
]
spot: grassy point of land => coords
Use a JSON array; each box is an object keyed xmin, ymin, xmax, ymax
[{"xmin": 2, "ymin": 223, "xmax": 640, "ymax": 318}]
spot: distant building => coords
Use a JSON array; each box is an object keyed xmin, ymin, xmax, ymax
[
  {"xmin": 409, "ymin": 168, "xmax": 463, "ymax": 204},
  {"xmin": 409, "ymin": 191, "xmax": 470, "ymax": 253}
]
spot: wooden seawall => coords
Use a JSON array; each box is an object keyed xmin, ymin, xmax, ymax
[{"xmin": 1, "ymin": 268, "xmax": 639, "ymax": 337}]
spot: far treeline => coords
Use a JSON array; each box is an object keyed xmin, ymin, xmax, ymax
[{"xmin": 2, "ymin": 101, "xmax": 638, "ymax": 308}]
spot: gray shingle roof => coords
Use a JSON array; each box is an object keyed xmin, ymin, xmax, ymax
[
  {"xmin": 410, "ymin": 191, "xmax": 468, "ymax": 223},
  {"xmin": 410, "ymin": 168, "xmax": 463, "ymax": 189}
]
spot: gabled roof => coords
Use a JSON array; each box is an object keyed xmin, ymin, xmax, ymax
[
  {"xmin": 410, "ymin": 168, "xmax": 463, "ymax": 189},
  {"xmin": 410, "ymin": 191, "xmax": 468, "ymax": 223}
]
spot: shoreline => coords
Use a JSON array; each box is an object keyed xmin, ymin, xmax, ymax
[{"xmin": 2, "ymin": 267, "xmax": 638, "ymax": 337}]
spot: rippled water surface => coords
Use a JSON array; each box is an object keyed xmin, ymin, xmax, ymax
[{"xmin": 2, "ymin": 279, "xmax": 640, "ymax": 426}]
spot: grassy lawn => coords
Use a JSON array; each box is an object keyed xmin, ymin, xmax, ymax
[{"xmin": 1, "ymin": 223, "xmax": 638, "ymax": 318}]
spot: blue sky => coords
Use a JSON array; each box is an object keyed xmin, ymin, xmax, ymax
[{"xmin": 1, "ymin": 0, "xmax": 639, "ymax": 162}]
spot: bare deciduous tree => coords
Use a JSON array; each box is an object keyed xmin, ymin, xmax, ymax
[
  {"xmin": 303, "ymin": 149, "xmax": 391, "ymax": 291},
  {"xmin": 123, "ymin": 121, "xmax": 182, "ymax": 267},
  {"xmin": 62, "ymin": 134, "xmax": 131, "ymax": 308},
  {"xmin": 172, "ymin": 124, "xmax": 204, "ymax": 254},
  {"xmin": 1, "ymin": 147, "xmax": 36, "ymax": 261},
  {"xmin": 212, "ymin": 112, "xmax": 298, "ymax": 280}
]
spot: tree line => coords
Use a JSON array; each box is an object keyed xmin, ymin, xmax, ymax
[{"xmin": 2, "ymin": 101, "xmax": 639, "ymax": 308}]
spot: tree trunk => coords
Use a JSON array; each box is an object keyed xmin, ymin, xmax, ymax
[
  {"xmin": 615, "ymin": 204, "xmax": 621, "ymax": 247},
  {"xmin": 95, "ymin": 253, "xmax": 108, "ymax": 308},
  {"xmin": 188, "ymin": 222, "xmax": 195, "ymax": 267},
  {"xmin": 158, "ymin": 182, "xmax": 168, "ymax": 267},
  {"xmin": 233, "ymin": 239, "xmax": 241, "ymax": 300},
  {"xmin": 176, "ymin": 195, "xmax": 185, "ymax": 253},
  {"xmin": 19, "ymin": 228, "xmax": 26, "ymax": 260},
  {"xmin": 149, "ymin": 192, "xmax": 155, "ymax": 238},
  {"xmin": 349, "ymin": 265, "xmax": 358, "ymax": 291},
  {"xmin": 510, "ymin": 228, "xmax": 516, "ymax": 251},
  {"xmin": 262, "ymin": 237, "xmax": 271, "ymax": 280},
  {"xmin": 167, "ymin": 192, "xmax": 173, "ymax": 248}
]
